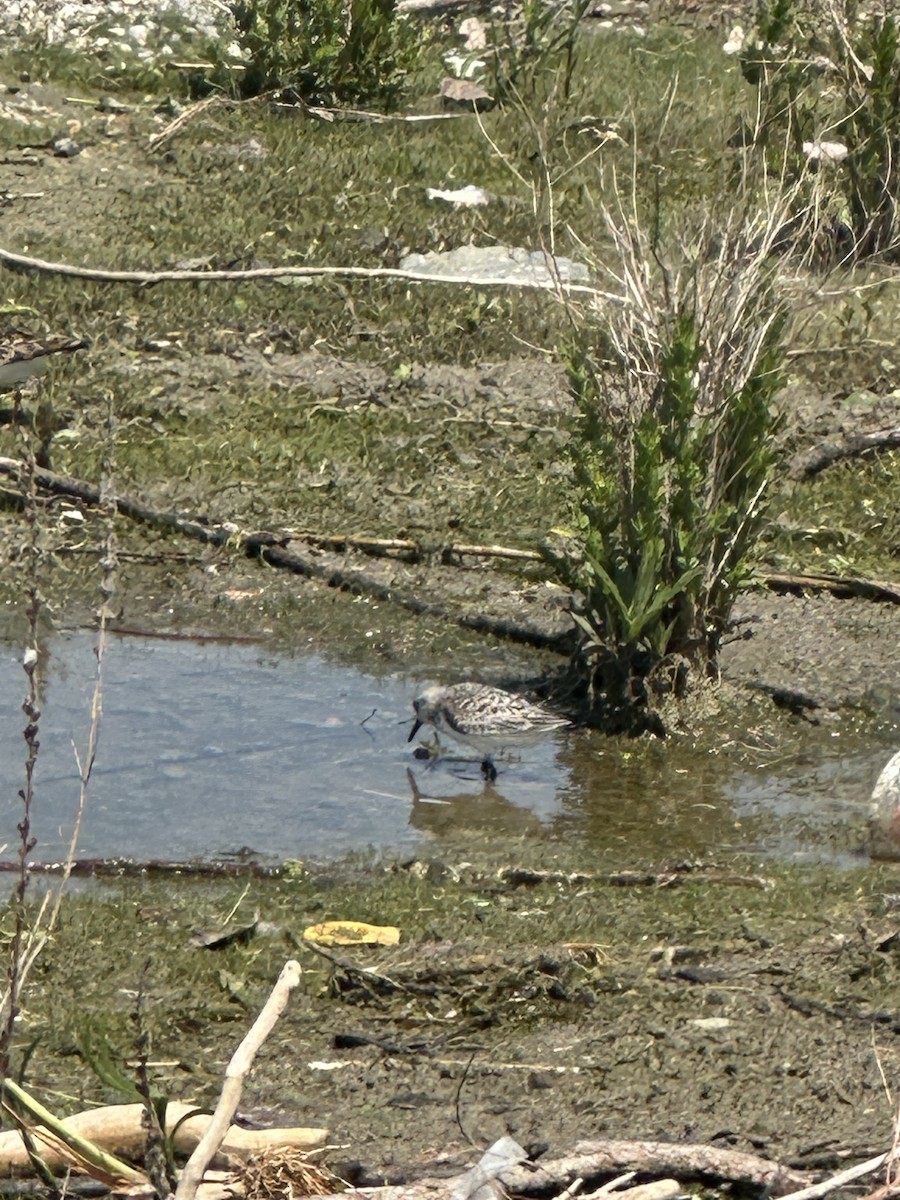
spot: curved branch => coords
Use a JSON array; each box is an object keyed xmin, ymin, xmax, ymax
[{"xmin": 0, "ymin": 245, "xmax": 599, "ymax": 295}]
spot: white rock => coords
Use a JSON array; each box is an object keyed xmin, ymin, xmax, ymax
[
  {"xmin": 459, "ymin": 16, "xmax": 487, "ymax": 50},
  {"xmin": 869, "ymin": 750, "xmax": 900, "ymax": 860}
]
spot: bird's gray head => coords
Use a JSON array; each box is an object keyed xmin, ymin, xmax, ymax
[{"xmin": 408, "ymin": 686, "xmax": 444, "ymax": 741}]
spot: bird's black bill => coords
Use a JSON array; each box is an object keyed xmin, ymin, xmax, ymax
[{"xmin": 408, "ymin": 718, "xmax": 423, "ymax": 743}]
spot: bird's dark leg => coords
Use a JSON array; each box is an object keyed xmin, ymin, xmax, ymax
[{"xmin": 481, "ymin": 757, "xmax": 497, "ymax": 782}]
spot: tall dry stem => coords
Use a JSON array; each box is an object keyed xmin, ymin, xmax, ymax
[{"xmin": 0, "ymin": 386, "xmax": 117, "ymax": 1077}]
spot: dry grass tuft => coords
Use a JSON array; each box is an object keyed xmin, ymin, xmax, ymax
[{"xmin": 241, "ymin": 1146, "xmax": 343, "ymax": 1200}]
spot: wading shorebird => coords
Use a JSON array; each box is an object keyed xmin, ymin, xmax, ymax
[
  {"xmin": 0, "ymin": 328, "xmax": 88, "ymax": 391},
  {"xmin": 408, "ymin": 681, "xmax": 570, "ymax": 781}
]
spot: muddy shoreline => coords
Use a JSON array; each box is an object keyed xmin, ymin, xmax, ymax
[{"xmin": 0, "ymin": 13, "xmax": 899, "ymax": 1194}]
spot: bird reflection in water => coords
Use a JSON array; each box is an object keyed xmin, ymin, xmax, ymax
[{"xmin": 404, "ymin": 768, "xmax": 543, "ymax": 839}]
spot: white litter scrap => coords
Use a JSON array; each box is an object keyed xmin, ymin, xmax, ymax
[
  {"xmin": 451, "ymin": 1137, "xmax": 528, "ymax": 1200},
  {"xmin": 802, "ymin": 139, "xmax": 849, "ymax": 164},
  {"xmin": 425, "ymin": 185, "xmax": 495, "ymax": 207},
  {"xmin": 400, "ymin": 244, "xmax": 590, "ymax": 286}
]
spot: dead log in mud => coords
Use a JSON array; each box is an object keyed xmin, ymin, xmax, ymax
[
  {"xmin": 502, "ymin": 1141, "xmax": 810, "ymax": 1195},
  {"xmin": 0, "ymin": 456, "xmax": 572, "ymax": 651},
  {"xmin": 3, "ymin": 455, "xmax": 899, "ymax": 641},
  {"xmin": 788, "ymin": 426, "xmax": 900, "ymax": 478},
  {"xmin": 255, "ymin": 537, "xmax": 570, "ymax": 650},
  {"xmin": 0, "ymin": 856, "xmax": 282, "ymax": 877},
  {"xmin": 762, "ymin": 570, "xmax": 900, "ymax": 604}
]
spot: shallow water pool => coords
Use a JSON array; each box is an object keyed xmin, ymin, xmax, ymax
[{"xmin": 0, "ymin": 629, "xmax": 887, "ymax": 865}]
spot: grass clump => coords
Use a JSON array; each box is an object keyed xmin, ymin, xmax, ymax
[
  {"xmin": 228, "ymin": 0, "xmax": 421, "ymax": 106},
  {"xmin": 550, "ymin": 189, "xmax": 794, "ymax": 733},
  {"xmin": 734, "ymin": 0, "xmax": 900, "ymax": 259},
  {"xmin": 485, "ymin": 0, "xmax": 593, "ymax": 104}
]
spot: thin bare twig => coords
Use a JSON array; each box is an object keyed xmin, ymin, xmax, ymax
[{"xmin": 174, "ymin": 959, "xmax": 303, "ymax": 1200}]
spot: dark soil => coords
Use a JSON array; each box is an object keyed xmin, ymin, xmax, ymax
[{"xmin": 22, "ymin": 857, "xmax": 900, "ymax": 1192}]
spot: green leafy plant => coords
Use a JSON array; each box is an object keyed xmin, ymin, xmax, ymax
[
  {"xmin": 734, "ymin": 0, "xmax": 900, "ymax": 258},
  {"xmin": 487, "ymin": 0, "xmax": 593, "ymax": 102},
  {"xmin": 230, "ymin": 0, "xmax": 420, "ymax": 107},
  {"xmin": 549, "ymin": 191, "xmax": 793, "ymax": 733}
]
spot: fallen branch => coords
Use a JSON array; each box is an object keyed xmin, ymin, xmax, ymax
[
  {"xmin": 0, "ymin": 245, "xmax": 598, "ymax": 295},
  {"xmin": 175, "ymin": 959, "xmax": 304, "ymax": 1200},
  {"xmin": 5, "ymin": 457, "xmax": 898, "ymax": 646},
  {"xmin": 603, "ymin": 1183, "xmax": 680, "ymax": 1200},
  {"xmin": 788, "ymin": 426, "xmax": 900, "ymax": 478},
  {"xmin": 297, "ymin": 532, "xmax": 542, "ymax": 563},
  {"xmin": 147, "ymin": 89, "xmax": 469, "ymax": 152},
  {"xmin": 762, "ymin": 570, "xmax": 900, "ymax": 604},
  {"xmin": 0, "ymin": 457, "xmax": 570, "ymax": 651},
  {"xmin": 270, "ymin": 102, "xmax": 469, "ymax": 125},
  {"xmin": 300, "ymin": 1140, "xmax": 811, "ymax": 1200},
  {"xmin": 498, "ymin": 865, "xmax": 771, "ymax": 889},
  {"xmin": 0, "ymin": 856, "xmax": 282, "ymax": 877},
  {"xmin": 779, "ymin": 1151, "xmax": 889, "ymax": 1200},
  {"xmin": 501, "ymin": 1141, "xmax": 809, "ymax": 1195},
  {"xmin": 396, "ymin": 0, "xmax": 485, "ymax": 12},
  {"xmin": 256, "ymin": 539, "xmax": 570, "ymax": 650},
  {"xmin": 148, "ymin": 93, "xmax": 229, "ymax": 149},
  {"xmin": 0, "ymin": 461, "xmax": 542, "ymax": 564}
]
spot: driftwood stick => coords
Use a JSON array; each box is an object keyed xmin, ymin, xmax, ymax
[
  {"xmin": 256, "ymin": 539, "xmax": 569, "ymax": 650},
  {"xmin": 0, "ymin": 245, "xmax": 598, "ymax": 295},
  {"xmin": 604, "ymin": 1183, "xmax": 680, "ymax": 1200},
  {"xmin": 301, "ymin": 1137, "xmax": 810, "ymax": 1200},
  {"xmin": 174, "ymin": 960, "xmax": 303, "ymax": 1200},
  {"xmin": 498, "ymin": 1140, "xmax": 809, "ymax": 1195},
  {"xmin": 0, "ymin": 1102, "xmax": 326, "ymax": 1177},
  {"xmin": 0, "ymin": 1082, "xmax": 145, "ymax": 1185},
  {"xmin": 0, "ymin": 460, "xmax": 541, "ymax": 562},
  {"xmin": 296, "ymin": 532, "xmax": 542, "ymax": 562},
  {"xmin": 7, "ymin": 456, "xmax": 898, "ymax": 640},
  {"xmin": 397, "ymin": 0, "xmax": 484, "ymax": 12},
  {"xmin": 581, "ymin": 1172, "xmax": 634, "ymax": 1197},
  {"xmin": 270, "ymin": 101, "xmax": 468, "ymax": 125},
  {"xmin": 148, "ymin": 92, "xmax": 467, "ymax": 152},
  {"xmin": 148, "ymin": 94, "xmax": 226, "ymax": 149},
  {"xmin": 0, "ymin": 856, "xmax": 282, "ymax": 878},
  {"xmin": 0, "ymin": 457, "xmax": 231, "ymax": 545}
]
